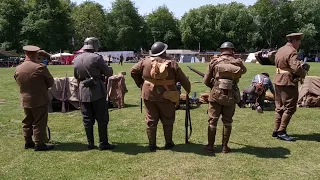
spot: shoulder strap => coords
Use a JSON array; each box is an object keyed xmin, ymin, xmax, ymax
[
  {"xmin": 212, "ymin": 56, "xmax": 226, "ymax": 67},
  {"xmin": 81, "ymin": 57, "xmax": 93, "ymax": 78}
]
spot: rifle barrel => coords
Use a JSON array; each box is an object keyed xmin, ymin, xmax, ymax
[{"xmin": 187, "ymin": 66, "xmax": 205, "ymax": 77}]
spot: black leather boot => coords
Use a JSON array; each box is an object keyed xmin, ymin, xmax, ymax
[
  {"xmin": 24, "ymin": 137, "xmax": 35, "ymax": 149},
  {"xmin": 34, "ymin": 143, "xmax": 54, "ymax": 151},
  {"xmin": 272, "ymin": 131, "xmax": 278, "ymax": 137},
  {"xmin": 277, "ymin": 131, "xmax": 296, "ymax": 142},
  {"xmin": 24, "ymin": 142, "xmax": 35, "ymax": 149},
  {"xmin": 98, "ymin": 124, "xmax": 115, "ymax": 151},
  {"xmin": 85, "ymin": 126, "xmax": 95, "ymax": 150}
]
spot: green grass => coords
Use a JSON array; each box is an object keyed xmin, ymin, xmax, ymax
[{"xmin": 0, "ymin": 62, "xmax": 319, "ymax": 180}]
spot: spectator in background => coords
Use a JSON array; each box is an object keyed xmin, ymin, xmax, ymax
[{"xmin": 303, "ymin": 56, "xmax": 308, "ymax": 63}]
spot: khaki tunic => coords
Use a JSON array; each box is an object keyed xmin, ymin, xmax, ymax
[
  {"xmin": 274, "ymin": 43, "xmax": 307, "ymax": 132},
  {"xmin": 203, "ymin": 52, "xmax": 247, "ymax": 126},
  {"xmin": 131, "ymin": 56, "xmax": 191, "ymax": 127},
  {"xmin": 14, "ymin": 59, "xmax": 54, "ymax": 144}
]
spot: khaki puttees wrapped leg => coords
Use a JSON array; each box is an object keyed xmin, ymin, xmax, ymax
[
  {"xmin": 147, "ymin": 127, "xmax": 157, "ymax": 152},
  {"xmin": 204, "ymin": 126, "xmax": 217, "ymax": 153},
  {"xmin": 222, "ymin": 125, "xmax": 232, "ymax": 153}
]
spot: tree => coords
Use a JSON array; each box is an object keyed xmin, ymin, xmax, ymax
[
  {"xmin": 146, "ymin": 6, "xmax": 181, "ymax": 48},
  {"xmin": 251, "ymin": 0, "xmax": 298, "ymax": 49},
  {"xmin": 0, "ymin": 0, "xmax": 26, "ymax": 51},
  {"xmin": 292, "ymin": 0, "xmax": 320, "ymax": 53},
  {"xmin": 21, "ymin": 0, "xmax": 74, "ymax": 52},
  {"xmin": 71, "ymin": 1, "xmax": 107, "ymax": 50},
  {"xmin": 215, "ymin": 2, "xmax": 258, "ymax": 52},
  {"xmin": 180, "ymin": 5, "xmax": 218, "ymax": 50},
  {"xmin": 107, "ymin": 0, "xmax": 151, "ymax": 51}
]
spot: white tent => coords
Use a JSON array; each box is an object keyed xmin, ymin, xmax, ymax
[
  {"xmin": 179, "ymin": 55, "xmax": 184, "ymax": 63},
  {"xmin": 201, "ymin": 57, "xmax": 205, "ymax": 63},
  {"xmin": 97, "ymin": 51, "xmax": 134, "ymax": 62},
  {"xmin": 245, "ymin": 53, "xmax": 257, "ymax": 63},
  {"xmin": 51, "ymin": 53, "xmax": 73, "ymax": 58},
  {"xmin": 191, "ymin": 57, "xmax": 195, "ymax": 63}
]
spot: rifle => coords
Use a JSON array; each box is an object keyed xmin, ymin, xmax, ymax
[
  {"xmin": 61, "ymin": 73, "xmax": 68, "ymax": 113},
  {"xmin": 187, "ymin": 65, "xmax": 242, "ymax": 108},
  {"xmin": 187, "ymin": 66, "xmax": 205, "ymax": 77},
  {"xmin": 47, "ymin": 126, "xmax": 51, "ymax": 141},
  {"xmin": 185, "ymin": 93, "xmax": 192, "ymax": 144}
]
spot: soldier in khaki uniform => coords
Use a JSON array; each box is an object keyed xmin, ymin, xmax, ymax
[
  {"xmin": 14, "ymin": 45, "xmax": 55, "ymax": 151},
  {"xmin": 131, "ymin": 42, "xmax": 191, "ymax": 152},
  {"xmin": 73, "ymin": 37, "xmax": 115, "ymax": 150},
  {"xmin": 273, "ymin": 33, "xmax": 308, "ymax": 141},
  {"xmin": 203, "ymin": 42, "xmax": 247, "ymax": 153}
]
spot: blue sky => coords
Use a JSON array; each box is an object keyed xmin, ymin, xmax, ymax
[{"xmin": 74, "ymin": 0, "xmax": 257, "ymax": 18}]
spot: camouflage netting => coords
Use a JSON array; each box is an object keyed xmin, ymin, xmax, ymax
[{"xmin": 298, "ymin": 76, "xmax": 320, "ymax": 107}]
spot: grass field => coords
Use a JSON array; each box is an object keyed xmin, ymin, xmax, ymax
[{"xmin": 0, "ymin": 62, "xmax": 319, "ymax": 180}]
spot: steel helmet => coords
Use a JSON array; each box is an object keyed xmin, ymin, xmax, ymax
[
  {"xmin": 150, "ymin": 42, "xmax": 168, "ymax": 57},
  {"xmin": 82, "ymin": 37, "xmax": 100, "ymax": 51},
  {"xmin": 220, "ymin": 42, "xmax": 235, "ymax": 49}
]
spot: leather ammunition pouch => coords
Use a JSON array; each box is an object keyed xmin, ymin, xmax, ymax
[
  {"xmin": 210, "ymin": 79, "xmax": 237, "ymax": 106},
  {"xmin": 218, "ymin": 79, "xmax": 233, "ymax": 89},
  {"xmin": 163, "ymin": 91, "xmax": 180, "ymax": 105},
  {"xmin": 144, "ymin": 79, "xmax": 179, "ymax": 104},
  {"xmin": 82, "ymin": 77, "xmax": 97, "ymax": 87}
]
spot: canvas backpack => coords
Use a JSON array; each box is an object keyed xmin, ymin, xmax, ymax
[{"xmin": 150, "ymin": 58, "xmax": 169, "ymax": 80}]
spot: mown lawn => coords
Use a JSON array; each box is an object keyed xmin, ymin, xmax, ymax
[{"xmin": 0, "ymin": 62, "xmax": 319, "ymax": 180}]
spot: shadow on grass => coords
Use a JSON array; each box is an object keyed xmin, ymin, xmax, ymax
[
  {"xmin": 51, "ymin": 142, "xmax": 89, "ymax": 152},
  {"xmin": 109, "ymin": 142, "xmax": 215, "ymax": 156},
  {"xmin": 291, "ymin": 133, "xmax": 320, "ymax": 142},
  {"xmin": 123, "ymin": 104, "xmax": 139, "ymax": 108},
  {"xmin": 172, "ymin": 142, "xmax": 216, "ymax": 157},
  {"xmin": 230, "ymin": 142, "xmax": 291, "ymax": 159},
  {"xmin": 109, "ymin": 142, "xmax": 150, "ymax": 155}
]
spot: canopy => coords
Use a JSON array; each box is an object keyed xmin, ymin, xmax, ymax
[
  {"xmin": 0, "ymin": 50, "xmax": 19, "ymax": 57},
  {"xmin": 245, "ymin": 53, "xmax": 257, "ymax": 63},
  {"xmin": 51, "ymin": 53, "xmax": 73, "ymax": 58}
]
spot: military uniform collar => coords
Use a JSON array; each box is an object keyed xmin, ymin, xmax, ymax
[
  {"xmin": 286, "ymin": 42, "xmax": 297, "ymax": 50},
  {"xmin": 286, "ymin": 42, "xmax": 295, "ymax": 48},
  {"xmin": 24, "ymin": 58, "xmax": 34, "ymax": 62}
]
